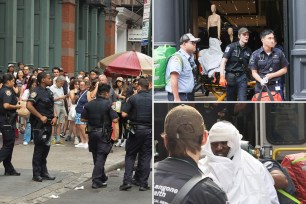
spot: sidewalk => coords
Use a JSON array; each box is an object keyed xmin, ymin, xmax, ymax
[{"xmin": 0, "ymin": 136, "xmax": 126, "ymax": 204}]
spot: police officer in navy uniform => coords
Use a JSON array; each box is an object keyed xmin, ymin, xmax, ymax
[
  {"xmin": 249, "ymin": 29, "xmax": 289, "ymax": 95},
  {"xmin": 81, "ymin": 84, "xmax": 118, "ymax": 189},
  {"xmin": 0, "ymin": 74, "xmax": 22, "ymax": 176},
  {"xmin": 27, "ymin": 72, "xmax": 57, "ymax": 182},
  {"xmin": 219, "ymin": 27, "xmax": 252, "ymax": 101},
  {"xmin": 120, "ymin": 78, "xmax": 152, "ymax": 191}
]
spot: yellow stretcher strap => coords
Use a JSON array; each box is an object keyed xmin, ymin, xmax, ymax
[
  {"xmin": 291, "ymin": 156, "xmax": 306, "ymax": 165},
  {"xmin": 277, "ymin": 189, "xmax": 300, "ymax": 204}
]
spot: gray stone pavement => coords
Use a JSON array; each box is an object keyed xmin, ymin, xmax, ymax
[
  {"xmin": 0, "ymin": 136, "xmax": 126, "ymax": 204},
  {"xmin": 44, "ymin": 168, "xmax": 152, "ymax": 204}
]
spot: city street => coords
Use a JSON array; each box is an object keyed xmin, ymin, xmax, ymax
[{"xmin": 0, "ymin": 135, "xmax": 151, "ymax": 204}]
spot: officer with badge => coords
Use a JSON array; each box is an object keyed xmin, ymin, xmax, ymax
[
  {"xmin": 219, "ymin": 27, "xmax": 252, "ymax": 101},
  {"xmin": 81, "ymin": 84, "xmax": 118, "ymax": 189},
  {"xmin": 26, "ymin": 72, "xmax": 57, "ymax": 182},
  {"xmin": 120, "ymin": 78, "xmax": 152, "ymax": 191},
  {"xmin": 0, "ymin": 74, "xmax": 22, "ymax": 176},
  {"xmin": 249, "ymin": 29, "xmax": 288, "ymax": 96}
]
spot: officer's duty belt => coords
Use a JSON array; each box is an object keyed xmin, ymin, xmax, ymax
[
  {"xmin": 88, "ymin": 127, "xmax": 104, "ymax": 132},
  {"xmin": 227, "ymin": 71, "xmax": 244, "ymax": 77},
  {"xmin": 133, "ymin": 125, "xmax": 152, "ymax": 130},
  {"xmin": 267, "ymin": 81, "xmax": 278, "ymax": 85}
]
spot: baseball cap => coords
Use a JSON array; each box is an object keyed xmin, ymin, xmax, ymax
[
  {"xmin": 238, "ymin": 27, "xmax": 250, "ymax": 35},
  {"xmin": 7, "ymin": 64, "xmax": 14, "ymax": 68},
  {"xmin": 180, "ymin": 33, "xmax": 201, "ymax": 44},
  {"xmin": 59, "ymin": 67, "xmax": 64, "ymax": 72},
  {"xmin": 164, "ymin": 104, "xmax": 205, "ymax": 139},
  {"xmin": 116, "ymin": 77, "xmax": 124, "ymax": 82}
]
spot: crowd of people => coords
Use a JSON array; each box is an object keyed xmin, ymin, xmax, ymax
[
  {"xmin": 0, "ymin": 63, "xmax": 152, "ymax": 191},
  {"xmin": 0, "ymin": 64, "xmax": 151, "ymax": 147}
]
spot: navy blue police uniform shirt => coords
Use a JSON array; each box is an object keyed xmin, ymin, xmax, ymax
[
  {"xmin": 0, "ymin": 85, "xmax": 18, "ymax": 117},
  {"xmin": 122, "ymin": 90, "xmax": 152, "ymax": 125},
  {"xmin": 27, "ymin": 86, "xmax": 54, "ymax": 119},
  {"xmin": 81, "ymin": 96, "xmax": 118, "ymax": 128},
  {"xmin": 223, "ymin": 41, "xmax": 252, "ymax": 72},
  {"xmin": 249, "ymin": 47, "xmax": 289, "ymax": 81}
]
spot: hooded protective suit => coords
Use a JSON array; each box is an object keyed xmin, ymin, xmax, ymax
[{"xmin": 199, "ymin": 121, "xmax": 279, "ymax": 204}]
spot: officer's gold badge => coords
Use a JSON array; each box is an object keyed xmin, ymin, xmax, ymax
[
  {"xmin": 30, "ymin": 92, "xmax": 37, "ymax": 98},
  {"xmin": 5, "ymin": 90, "xmax": 11, "ymax": 96}
]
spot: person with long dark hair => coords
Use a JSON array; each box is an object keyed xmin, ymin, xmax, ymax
[
  {"xmin": 26, "ymin": 72, "xmax": 57, "ymax": 182},
  {"xmin": 21, "ymin": 78, "xmax": 38, "ymax": 145},
  {"xmin": 0, "ymin": 73, "xmax": 22, "ymax": 176}
]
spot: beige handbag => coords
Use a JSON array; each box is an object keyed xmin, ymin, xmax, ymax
[{"xmin": 17, "ymin": 101, "xmax": 30, "ymax": 118}]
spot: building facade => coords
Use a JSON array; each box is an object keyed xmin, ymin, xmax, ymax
[{"xmin": 0, "ymin": 0, "xmax": 143, "ymax": 76}]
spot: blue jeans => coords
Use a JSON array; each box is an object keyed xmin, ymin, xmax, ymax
[
  {"xmin": 226, "ymin": 74, "xmax": 248, "ymax": 101},
  {"xmin": 167, "ymin": 92, "xmax": 194, "ymax": 101},
  {"xmin": 23, "ymin": 121, "xmax": 31, "ymax": 143}
]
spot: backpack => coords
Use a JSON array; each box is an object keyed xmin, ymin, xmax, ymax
[
  {"xmin": 281, "ymin": 153, "xmax": 306, "ymax": 203},
  {"xmin": 153, "ymin": 45, "xmax": 176, "ymax": 89}
]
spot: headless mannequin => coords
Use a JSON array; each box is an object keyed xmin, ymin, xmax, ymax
[
  {"xmin": 207, "ymin": 4, "xmax": 221, "ymax": 40},
  {"xmin": 227, "ymin": 27, "xmax": 234, "ymax": 43}
]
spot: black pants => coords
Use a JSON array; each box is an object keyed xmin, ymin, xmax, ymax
[
  {"xmin": 88, "ymin": 131, "xmax": 112, "ymax": 185},
  {"xmin": 123, "ymin": 129, "xmax": 152, "ymax": 187},
  {"xmin": 118, "ymin": 113, "xmax": 127, "ymax": 140},
  {"xmin": 32, "ymin": 125, "xmax": 52, "ymax": 177},
  {"xmin": 0, "ymin": 122, "xmax": 16, "ymax": 172}
]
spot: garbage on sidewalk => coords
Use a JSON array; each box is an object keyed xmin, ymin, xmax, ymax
[
  {"xmin": 49, "ymin": 195, "xmax": 59, "ymax": 199},
  {"xmin": 74, "ymin": 186, "xmax": 84, "ymax": 190}
]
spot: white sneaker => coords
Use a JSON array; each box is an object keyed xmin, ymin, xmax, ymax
[
  {"xmin": 115, "ymin": 139, "xmax": 122, "ymax": 147},
  {"xmin": 23, "ymin": 141, "xmax": 28, "ymax": 146},
  {"xmin": 75, "ymin": 143, "xmax": 85, "ymax": 148},
  {"xmin": 83, "ymin": 143, "xmax": 88, "ymax": 149},
  {"xmin": 120, "ymin": 139, "xmax": 126, "ymax": 147},
  {"xmin": 74, "ymin": 137, "xmax": 79, "ymax": 145}
]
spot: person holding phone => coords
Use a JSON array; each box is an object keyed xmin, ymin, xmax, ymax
[
  {"xmin": 27, "ymin": 72, "xmax": 58, "ymax": 182},
  {"xmin": 0, "ymin": 73, "xmax": 22, "ymax": 176}
]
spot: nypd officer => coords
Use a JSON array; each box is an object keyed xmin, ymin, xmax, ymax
[
  {"xmin": 27, "ymin": 72, "xmax": 57, "ymax": 182},
  {"xmin": 219, "ymin": 27, "xmax": 252, "ymax": 101},
  {"xmin": 249, "ymin": 29, "xmax": 288, "ymax": 96},
  {"xmin": 120, "ymin": 78, "xmax": 152, "ymax": 191},
  {"xmin": 81, "ymin": 84, "xmax": 118, "ymax": 189},
  {"xmin": 0, "ymin": 74, "xmax": 22, "ymax": 176}
]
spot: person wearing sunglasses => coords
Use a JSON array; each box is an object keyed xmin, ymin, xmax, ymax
[{"xmin": 165, "ymin": 33, "xmax": 200, "ymax": 101}]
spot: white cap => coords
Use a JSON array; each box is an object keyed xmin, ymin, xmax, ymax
[{"xmin": 180, "ymin": 33, "xmax": 201, "ymax": 44}]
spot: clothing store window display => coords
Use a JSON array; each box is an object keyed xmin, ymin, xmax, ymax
[
  {"xmin": 221, "ymin": 27, "xmax": 238, "ymax": 52},
  {"xmin": 207, "ymin": 4, "xmax": 221, "ymax": 40}
]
